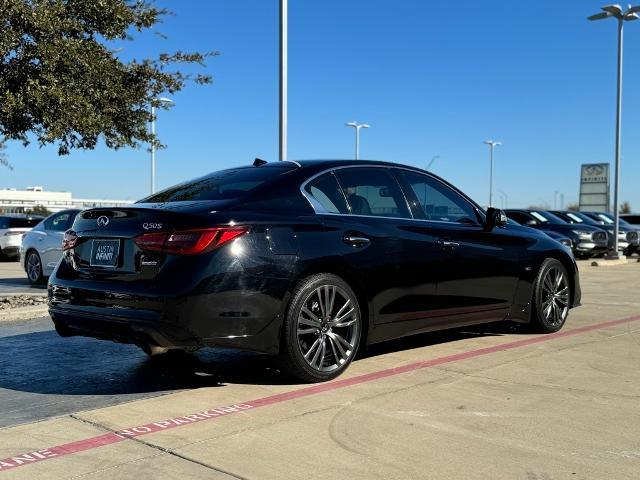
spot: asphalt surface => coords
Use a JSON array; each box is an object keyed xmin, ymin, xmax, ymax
[
  {"xmin": 0, "ymin": 314, "xmax": 515, "ymax": 429},
  {"xmin": 0, "ymin": 316, "xmax": 267, "ymax": 428},
  {"xmin": 0, "ymin": 261, "xmax": 45, "ymax": 295}
]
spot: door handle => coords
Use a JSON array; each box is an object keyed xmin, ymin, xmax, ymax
[
  {"xmin": 342, "ymin": 235, "xmax": 371, "ymax": 248},
  {"xmin": 437, "ymin": 239, "xmax": 460, "ymax": 250}
]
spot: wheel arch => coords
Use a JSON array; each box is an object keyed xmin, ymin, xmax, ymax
[
  {"xmin": 544, "ymin": 250, "xmax": 578, "ymax": 308},
  {"xmin": 293, "ymin": 259, "xmax": 372, "ymax": 348}
]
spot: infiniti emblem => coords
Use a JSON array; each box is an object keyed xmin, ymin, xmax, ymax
[{"xmin": 96, "ymin": 216, "xmax": 110, "ymax": 227}]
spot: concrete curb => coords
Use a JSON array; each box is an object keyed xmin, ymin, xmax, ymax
[
  {"xmin": 590, "ymin": 258, "xmax": 633, "ymax": 267},
  {"xmin": 0, "ymin": 304, "xmax": 49, "ymax": 322}
]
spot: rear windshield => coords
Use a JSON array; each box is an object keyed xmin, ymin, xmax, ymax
[
  {"xmin": 138, "ymin": 166, "xmax": 292, "ymax": 203},
  {"xmin": 0, "ymin": 217, "xmax": 41, "ymax": 229}
]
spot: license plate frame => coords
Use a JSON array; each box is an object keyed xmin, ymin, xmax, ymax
[{"xmin": 89, "ymin": 239, "xmax": 120, "ymax": 268}]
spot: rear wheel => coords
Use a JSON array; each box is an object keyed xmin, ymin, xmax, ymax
[
  {"xmin": 531, "ymin": 259, "xmax": 571, "ymax": 333},
  {"xmin": 26, "ymin": 251, "xmax": 45, "ymax": 285},
  {"xmin": 280, "ymin": 274, "xmax": 361, "ymax": 383}
]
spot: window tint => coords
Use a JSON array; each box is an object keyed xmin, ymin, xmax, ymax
[
  {"xmin": 45, "ymin": 212, "xmax": 74, "ymax": 231},
  {"xmin": 304, "ymin": 173, "xmax": 349, "ymax": 214},
  {"xmin": 334, "ymin": 168, "xmax": 410, "ymax": 218},
  {"xmin": 398, "ymin": 171, "xmax": 478, "ymax": 224},
  {"xmin": 0, "ymin": 217, "xmax": 41, "ymax": 229},
  {"xmin": 506, "ymin": 211, "xmax": 533, "ymax": 225},
  {"xmin": 139, "ymin": 166, "xmax": 292, "ymax": 203}
]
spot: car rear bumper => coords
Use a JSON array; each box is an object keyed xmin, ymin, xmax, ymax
[
  {"xmin": 0, "ymin": 246, "xmax": 20, "ymax": 257},
  {"xmin": 47, "ymin": 274, "xmax": 289, "ymax": 355}
]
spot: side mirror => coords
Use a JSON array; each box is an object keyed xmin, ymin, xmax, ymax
[{"xmin": 485, "ymin": 207, "xmax": 508, "ymax": 231}]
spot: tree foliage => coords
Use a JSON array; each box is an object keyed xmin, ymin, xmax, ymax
[
  {"xmin": 26, "ymin": 204, "xmax": 51, "ymax": 216},
  {"xmin": 0, "ymin": 139, "xmax": 12, "ymax": 169},
  {"xmin": 620, "ymin": 201, "xmax": 631, "ymax": 214},
  {"xmin": 0, "ymin": 0, "xmax": 216, "ymax": 155}
]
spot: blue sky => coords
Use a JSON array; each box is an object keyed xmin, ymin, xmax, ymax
[{"xmin": 3, "ymin": 0, "xmax": 640, "ymax": 209}]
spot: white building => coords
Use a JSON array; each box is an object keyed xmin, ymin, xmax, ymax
[{"xmin": 0, "ymin": 186, "xmax": 134, "ymax": 214}]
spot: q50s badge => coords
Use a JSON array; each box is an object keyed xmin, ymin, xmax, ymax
[{"xmin": 143, "ymin": 223, "xmax": 163, "ymax": 230}]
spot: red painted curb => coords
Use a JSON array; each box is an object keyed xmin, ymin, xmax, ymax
[{"xmin": 1, "ymin": 314, "xmax": 639, "ymax": 472}]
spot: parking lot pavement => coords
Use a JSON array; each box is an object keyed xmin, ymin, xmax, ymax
[
  {"xmin": 0, "ymin": 262, "xmax": 45, "ymax": 296},
  {"xmin": 0, "ymin": 261, "xmax": 639, "ymax": 479}
]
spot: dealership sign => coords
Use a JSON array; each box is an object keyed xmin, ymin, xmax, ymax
[{"xmin": 579, "ymin": 163, "xmax": 610, "ymax": 212}]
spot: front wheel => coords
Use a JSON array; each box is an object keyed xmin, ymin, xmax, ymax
[
  {"xmin": 531, "ymin": 258, "xmax": 571, "ymax": 333},
  {"xmin": 280, "ymin": 274, "xmax": 361, "ymax": 383}
]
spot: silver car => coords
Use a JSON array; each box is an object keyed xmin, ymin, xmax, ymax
[
  {"xmin": 0, "ymin": 215, "xmax": 43, "ymax": 260},
  {"xmin": 20, "ymin": 209, "xmax": 81, "ymax": 284}
]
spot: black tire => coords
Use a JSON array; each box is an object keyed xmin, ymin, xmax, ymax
[
  {"xmin": 25, "ymin": 250, "xmax": 45, "ymax": 285},
  {"xmin": 531, "ymin": 258, "xmax": 571, "ymax": 333},
  {"xmin": 279, "ymin": 273, "xmax": 362, "ymax": 383}
]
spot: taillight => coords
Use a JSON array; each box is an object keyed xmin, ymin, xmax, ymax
[
  {"xmin": 62, "ymin": 230, "xmax": 78, "ymax": 251},
  {"xmin": 134, "ymin": 227, "xmax": 247, "ymax": 255}
]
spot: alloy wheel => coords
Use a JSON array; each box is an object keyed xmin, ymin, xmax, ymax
[
  {"xmin": 296, "ymin": 284, "xmax": 359, "ymax": 373},
  {"xmin": 540, "ymin": 265, "xmax": 569, "ymax": 326},
  {"xmin": 27, "ymin": 253, "xmax": 42, "ymax": 283}
]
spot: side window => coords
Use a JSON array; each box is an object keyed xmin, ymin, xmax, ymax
[
  {"xmin": 45, "ymin": 212, "xmax": 72, "ymax": 232},
  {"xmin": 304, "ymin": 173, "xmax": 349, "ymax": 214},
  {"xmin": 334, "ymin": 168, "xmax": 411, "ymax": 219},
  {"xmin": 506, "ymin": 211, "xmax": 532, "ymax": 225},
  {"xmin": 397, "ymin": 171, "xmax": 478, "ymax": 224}
]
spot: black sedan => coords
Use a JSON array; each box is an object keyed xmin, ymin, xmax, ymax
[
  {"xmin": 49, "ymin": 160, "xmax": 581, "ymax": 382},
  {"xmin": 505, "ymin": 209, "xmax": 607, "ymax": 259}
]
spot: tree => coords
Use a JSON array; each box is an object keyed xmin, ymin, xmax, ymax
[
  {"xmin": 0, "ymin": 139, "xmax": 12, "ymax": 170},
  {"xmin": 0, "ymin": 0, "xmax": 215, "ymax": 156},
  {"xmin": 567, "ymin": 203, "xmax": 580, "ymax": 211},
  {"xmin": 26, "ymin": 205, "xmax": 51, "ymax": 217},
  {"xmin": 620, "ymin": 201, "xmax": 632, "ymax": 214}
]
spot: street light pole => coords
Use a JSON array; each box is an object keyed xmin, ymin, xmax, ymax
[
  {"xmin": 345, "ymin": 122, "xmax": 370, "ymax": 160},
  {"xmin": 149, "ymin": 97, "xmax": 173, "ymax": 195},
  {"xmin": 498, "ymin": 189, "xmax": 509, "ymax": 209},
  {"xmin": 279, "ymin": 0, "xmax": 288, "ymax": 161},
  {"xmin": 588, "ymin": 4, "xmax": 639, "ymax": 259},
  {"xmin": 426, "ymin": 155, "xmax": 441, "ymax": 171},
  {"xmin": 483, "ymin": 140, "xmax": 501, "ymax": 207}
]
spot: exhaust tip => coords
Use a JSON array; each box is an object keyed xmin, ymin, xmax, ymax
[{"xmin": 140, "ymin": 343, "xmax": 169, "ymax": 356}]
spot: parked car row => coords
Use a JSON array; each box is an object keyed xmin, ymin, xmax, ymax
[{"xmin": 504, "ymin": 209, "xmax": 639, "ymax": 259}]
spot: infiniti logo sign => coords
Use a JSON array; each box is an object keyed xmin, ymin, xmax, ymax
[{"xmin": 96, "ymin": 216, "xmax": 110, "ymax": 227}]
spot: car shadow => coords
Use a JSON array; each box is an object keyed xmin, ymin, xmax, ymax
[
  {"xmin": 0, "ymin": 321, "xmax": 531, "ymax": 397},
  {"xmin": 0, "ymin": 277, "xmax": 46, "ymax": 291}
]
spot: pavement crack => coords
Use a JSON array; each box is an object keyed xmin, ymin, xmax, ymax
[{"xmin": 69, "ymin": 414, "xmax": 249, "ymax": 480}]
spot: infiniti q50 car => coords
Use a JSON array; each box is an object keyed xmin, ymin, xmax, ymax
[{"xmin": 49, "ymin": 160, "xmax": 581, "ymax": 382}]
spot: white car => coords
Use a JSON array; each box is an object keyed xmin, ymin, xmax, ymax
[
  {"xmin": 0, "ymin": 215, "xmax": 43, "ymax": 260},
  {"xmin": 20, "ymin": 209, "xmax": 81, "ymax": 284}
]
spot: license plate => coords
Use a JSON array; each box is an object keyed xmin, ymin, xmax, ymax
[{"xmin": 90, "ymin": 239, "xmax": 120, "ymax": 267}]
